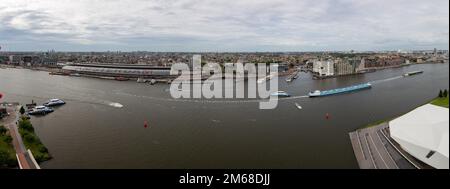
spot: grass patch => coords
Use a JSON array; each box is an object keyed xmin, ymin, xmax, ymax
[
  {"xmin": 18, "ymin": 118, "xmax": 51, "ymax": 163},
  {"xmin": 0, "ymin": 125, "xmax": 18, "ymax": 168},
  {"xmin": 362, "ymin": 117, "xmax": 397, "ymax": 129},
  {"xmin": 362, "ymin": 96, "xmax": 449, "ymax": 130},
  {"xmin": 431, "ymin": 97, "xmax": 449, "ymax": 108}
]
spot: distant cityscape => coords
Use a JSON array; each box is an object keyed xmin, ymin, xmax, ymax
[{"xmin": 0, "ymin": 49, "xmax": 448, "ymax": 80}]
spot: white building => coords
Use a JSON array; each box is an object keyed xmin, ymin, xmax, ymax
[
  {"xmin": 390, "ymin": 104, "xmax": 449, "ymax": 169},
  {"xmin": 313, "ymin": 60, "xmax": 334, "ymax": 76}
]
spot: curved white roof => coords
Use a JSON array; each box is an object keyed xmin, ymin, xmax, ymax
[{"xmin": 390, "ymin": 104, "xmax": 449, "ymax": 169}]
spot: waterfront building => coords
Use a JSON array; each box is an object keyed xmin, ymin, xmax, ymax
[
  {"xmin": 335, "ymin": 59, "xmax": 353, "ymax": 75},
  {"xmin": 313, "ymin": 60, "xmax": 334, "ymax": 76},
  {"xmin": 62, "ymin": 63, "xmax": 173, "ymax": 78},
  {"xmin": 390, "ymin": 104, "xmax": 449, "ymax": 169},
  {"xmin": 335, "ymin": 57, "xmax": 365, "ymax": 76}
]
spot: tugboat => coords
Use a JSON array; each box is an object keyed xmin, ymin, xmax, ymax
[
  {"xmin": 28, "ymin": 106, "xmax": 54, "ymax": 115},
  {"xmin": 43, "ymin": 99, "xmax": 66, "ymax": 107}
]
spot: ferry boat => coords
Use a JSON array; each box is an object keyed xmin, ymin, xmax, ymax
[
  {"xmin": 270, "ymin": 91, "xmax": 291, "ymax": 97},
  {"xmin": 43, "ymin": 99, "xmax": 66, "ymax": 107},
  {"xmin": 28, "ymin": 106, "xmax": 54, "ymax": 115},
  {"xmin": 309, "ymin": 83, "xmax": 372, "ymax": 98},
  {"xmin": 403, "ymin": 71, "xmax": 424, "ymax": 77}
]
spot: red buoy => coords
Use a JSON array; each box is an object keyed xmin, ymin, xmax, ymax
[
  {"xmin": 325, "ymin": 113, "xmax": 330, "ymax": 120},
  {"xmin": 0, "ymin": 93, "xmax": 3, "ymax": 100},
  {"xmin": 144, "ymin": 120, "xmax": 148, "ymax": 128}
]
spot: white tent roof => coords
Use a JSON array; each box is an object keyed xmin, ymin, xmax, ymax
[{"xmin": 390, "ymin": 104, "xmax": 449, "ymax": 169}]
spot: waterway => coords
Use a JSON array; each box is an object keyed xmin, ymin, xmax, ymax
[{"xmin": 0, "ymin": 63, "xmax": 448, "ymax": 168}]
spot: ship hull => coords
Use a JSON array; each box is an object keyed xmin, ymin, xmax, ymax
[{"xmin": 309, "ymin": 83, "xmax": 372, "ymax": 97}]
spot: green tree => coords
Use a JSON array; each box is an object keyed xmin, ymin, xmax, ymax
[
  {"xmin": 24, "ymin": 134, "xmax": 36, "ymax": 143},
  {"xmin": 439, "ymin": 90, "xmax": 443, "ymax": 98},
  {"xmin": 0, "ymin": 149, "xmax": 10, "ymax": 166},
  {"xmin": 3, "ymin": 135, "xmax": 12, "ymax": 144},
  {"xmin": 38, "ymin": 145, "xmax": 49, "ymax": 153},
  {"xmin": 19, "ymin": 106, "xmax": 25, "ymax": 115},
  {"xmin": 444, "ymin": 90, "xmax": 448, "ymax": 98},
  {"xmin": 19, "ymin": 118, "xmax": 34, "ymax": 133},
  {"xmin": 0, "ymin": 125, "xmax": 6, "ymax": 135}
]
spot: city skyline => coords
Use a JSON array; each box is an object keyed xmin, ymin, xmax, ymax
[{"xmin": 0, "ymin": 0, "xmax": 449, "ymax": 52}]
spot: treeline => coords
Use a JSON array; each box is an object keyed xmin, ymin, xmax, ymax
[
  {"xmin": 18, "ymin": 118, "xmax": 51, "ymax": 163},
  {"xmin": 0, "ymin": 125, "xmax": 17, "ymax": 168}
]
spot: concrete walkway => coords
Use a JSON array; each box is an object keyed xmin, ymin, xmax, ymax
[{"xmin": 349, "ymin": 122, "xmax": 430, "ymax": 169}]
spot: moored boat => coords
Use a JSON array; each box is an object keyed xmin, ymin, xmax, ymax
[
  {"xmin": 43, "ymin": 99, "xmax": 66, "ymax": 107},
  {"xmin": 115, "ymin": 77, "xmax": 129, "ymax": 81},
  {"xmin": 28, "ymin": 106, "xmax": 54, "ymax": 115}
]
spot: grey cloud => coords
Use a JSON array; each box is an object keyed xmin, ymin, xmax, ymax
[{"xmin": 0, "ymin": 0, "xmax": 448, "ymax": 51}]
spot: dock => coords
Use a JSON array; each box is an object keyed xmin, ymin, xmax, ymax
[{"xmin": 349, "ymin": 122, "xmax": 432, "ymax": 169}]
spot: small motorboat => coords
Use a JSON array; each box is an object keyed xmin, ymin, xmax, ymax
[
  {"xmin": 295, "ymin": 103, "xmax": 303, "ymax": 110},
  {"xmin": 43, "ymin": 99, "xmax": 66, "ymax": 107},
  {"xmin": 270, "ymin": 91, "xmax": 291, "ymax": 97}
]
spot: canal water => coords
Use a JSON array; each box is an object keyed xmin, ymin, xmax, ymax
[{"xmin": 0, "ymin": 63, "xmax": 448, "ymax": 168}]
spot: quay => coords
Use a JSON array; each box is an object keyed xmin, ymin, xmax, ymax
[{"xmin": 349, "ymin": 123, "xmax": 432, "ymax": 169}]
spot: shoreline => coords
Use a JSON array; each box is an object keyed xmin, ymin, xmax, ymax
[{"xmin": 0, "ymin": 104, "xmax": 50, "ymax": 169}]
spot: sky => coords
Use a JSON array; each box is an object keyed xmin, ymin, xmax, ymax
[{"xmin": 0, "ymin": 0, "xmax": 448, "ymax": 52}]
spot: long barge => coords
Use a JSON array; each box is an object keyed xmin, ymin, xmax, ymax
[
  {"xmin": 403, "ymin": 70, "xmax": 424, "ymax": 77},
  {"xmin": 309, "ymin": 83, "xmax": 372, "ymax": 97}
]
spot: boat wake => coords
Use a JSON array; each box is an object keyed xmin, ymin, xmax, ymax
[
  {"xmin": 116, "ymin": 91, "xmax": 309, "ymax": 104},
  {"xmin": 370, "ymin": 76, "xmax": 403, "ymax": 85}
]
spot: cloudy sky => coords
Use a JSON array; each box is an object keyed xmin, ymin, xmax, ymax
[{"xmin": 0, "ymin": 0, "xmax": 448, "ymax": 52}]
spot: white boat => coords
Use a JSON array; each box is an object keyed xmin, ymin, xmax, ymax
[
  {"xmin": 295, "ymin": 103, "xmax": 303, "ymax": 110},
  {"xmin": 270, "ymin": 91, "xmax": 291, "ymax": 97},
  {"xmin": 28, "ymin": 106, "xmax": 54, "ymax": 115},
  {"xmin": 43, "ymin": 99, "xmax": 66, "ymax": 107},
  {"xmin": 137, "ymin": 78, "xmax": 147, "ymax": 83}
]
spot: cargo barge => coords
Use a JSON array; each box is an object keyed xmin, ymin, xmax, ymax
[{"xmin": 309, "ymin": 83, "xmax": 372, "ymax": 97}]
